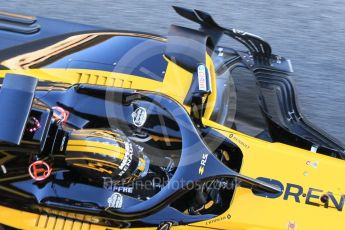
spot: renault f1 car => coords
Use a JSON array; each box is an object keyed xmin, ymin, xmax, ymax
[{"xmin": 0, "ymin": 6, "xmax": 344, "ymax": 230}]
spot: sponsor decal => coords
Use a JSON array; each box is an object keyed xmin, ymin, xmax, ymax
[
  {"xmin": 107, "ymin": 192, "xmax": 123, "ymax": 209},
  {"xmin": 254, "ymin": 178, "xmax": 345, "ymax": 212},
  {"xmin": 118, "ymin": 142, "xmax": 134, "ymax": 177},
  {"xmin": 132, "ymin": 107, "xmax": 147, "ymax": 127},
  {"xmin": 205, "ymin": 214, "xmax": 231, "ymax": 225},
  {"xmin": 197, "ymin": 64, "xmax": 207, "ymax": 91},
  {"xmin": 199, "ymin": 153, "xmax": 209, "ymax": 175},
  {"xmin": 229, "ymin": 134, "xmax": 250, "ymax": 149},
  {"xmin": 112, "ymin": 186, "xmax": 134, "ymax": 194}
]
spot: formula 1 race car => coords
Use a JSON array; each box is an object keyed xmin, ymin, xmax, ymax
[{"xmin": 0, "ymin": 6, "xmax": 344, "ymax": 230}]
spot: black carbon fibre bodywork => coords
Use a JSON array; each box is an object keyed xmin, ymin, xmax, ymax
[
  {"xmin": 0, "ymin": 33, "xmax": 168, "ymax": 81},
  {"xmin": 0, "ymin": 11, "xmax": 102, "ymax": 50},
  {"xmin": 0, "ymin": 81, "xmax": 278, "ymax": 227},
  {"xmin": 0, "ymin": 6, "xmax": 343, "ymax": 229}
]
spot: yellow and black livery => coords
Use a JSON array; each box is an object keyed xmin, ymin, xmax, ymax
[
  {"xmin": 66, "ymin": 129, "xmax": 149, "ymax": 184},
  {"xmin": 0, "ymin": 6, "xmax": 344, "ymax": 230}
]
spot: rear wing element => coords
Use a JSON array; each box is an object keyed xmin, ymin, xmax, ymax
[
  {"xmin": 171, "ymin": 7, "xmax": 345, "ymax": 155},
  {"xmin": 0, "ymin": 74, "xmax": 37, "ymax": 145},
  {"xmin": 172, "ymin": 6, "xmax": 272, "ymax": 59}
]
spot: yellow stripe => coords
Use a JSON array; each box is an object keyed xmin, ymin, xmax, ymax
[
  {"xmin": 66, "ymin": 159, "xmax": 118, "ymax": 169},
  {"xmin": 71, "ymin": 133, "xmax": 124, "ymax": 143},
  {"xmin": 67, "ymin": 140, "xmax": 125, "ymax": 161},
  {"xmin": 72, "ymin": 163, "xmax": 113, "ymax": 175},
  {"xmin": 75, "ymin": 129, "xmax": 118, "ymax": 136},
  {"xmin": 69, "ymin": 140, "xmax": 125, "ymax": 153},
  {"xmin": 0, "ymin": 67, "xmax": 193, "ymax": 110},
  {"xmin": 66, "ymin": 145, "xmax": 124, "ymax": 160},
  {"xmin": 76, "ymin": 129, "xmax": 117, "ymax": 134},
  {"xmin": 65, "ymin": 157, "xmax": 119, "ymax": 167}
]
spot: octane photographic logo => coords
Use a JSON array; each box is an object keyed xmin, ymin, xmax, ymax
[
  {"xmin": 104, "ymin": 34, "xmax": 238, "ymax": 170},
  {"xmin": 103, "ymin": 175, "xmax": 239, "ymax": 195}
]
